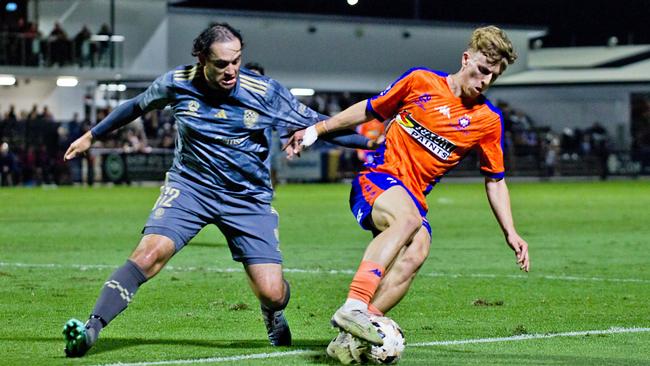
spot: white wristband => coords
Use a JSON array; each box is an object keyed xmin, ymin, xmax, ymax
[{"xmin": 301, "ymin": 125, "xmax": 319, "ymax": 147}]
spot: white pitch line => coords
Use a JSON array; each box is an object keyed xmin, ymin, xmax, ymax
[
  {"xmin": 411, "ymin": 326, "xmax": 650, "ymax": 347},
  {"xmin": 95, "ymin": 326, "xmax": 650, "ymax": 366},
  {"xmin": 0, "ymin": 261, "xmax": 649, "ymax": 283}
]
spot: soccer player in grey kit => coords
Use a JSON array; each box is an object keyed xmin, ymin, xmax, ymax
[{"xmin": 62, "ymin": 23, "xmax": 376, "ymax": 357}]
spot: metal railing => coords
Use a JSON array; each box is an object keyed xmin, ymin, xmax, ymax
[{"xmin": 0, "ymin": 32, "xmax": 124, "ymax": 68}]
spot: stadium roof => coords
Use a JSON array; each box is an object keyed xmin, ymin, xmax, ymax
[{"xmin": 169, "ymin": 0, "xmax": 650, "ymax": 47}]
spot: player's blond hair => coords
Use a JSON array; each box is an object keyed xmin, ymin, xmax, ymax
[{"xmin": 468, "ymin": 26, "xmax": 517, "ymax": 70}]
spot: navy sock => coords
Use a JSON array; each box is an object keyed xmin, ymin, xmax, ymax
[{"xmin": 88, "ymin": 260, "xmax": 147, "ymax": 334}]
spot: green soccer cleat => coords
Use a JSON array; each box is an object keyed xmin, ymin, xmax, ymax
[
  {"xmin": 331, "ymin": 307, "xmax": 384, "ymax": 346},
  {"xmin": 63, "ymin": 318, "xmax": 92, "ymax": 357}
]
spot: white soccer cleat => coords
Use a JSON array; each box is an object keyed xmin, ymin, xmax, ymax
[
  {"xmin": 331, "ymin": 307, "xmax": 384, "ymax": 346},
  {"xmin": 326, "ymin": 331, "xmax": 368, "ymax": 365}
]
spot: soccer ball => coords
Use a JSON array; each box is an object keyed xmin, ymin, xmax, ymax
[{"xmin": 363, "ymin": 316, "xmax": 405, "ymax": 364}]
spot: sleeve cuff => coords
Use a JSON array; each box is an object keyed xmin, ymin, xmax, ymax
[
  {"xmin": 366, "ymin": 99, "xmax": 385, "ymax": 121},
  {"xmin": 481, "ymin": 170, "xmax": 505, "ymax": 179}
]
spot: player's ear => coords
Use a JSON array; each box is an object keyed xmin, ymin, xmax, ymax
[{"xmin": 461, "ymin": 51, "xmax": 470, "ymax": 68}]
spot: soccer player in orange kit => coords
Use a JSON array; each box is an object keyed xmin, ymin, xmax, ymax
[{"xmin": 292, "ymin": 26, "xmax": 530, "ymax": 357}]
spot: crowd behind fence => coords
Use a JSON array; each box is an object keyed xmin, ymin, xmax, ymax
[
  {"xmin": 1, "ymin": 94, "xmax": 648, "ymax": 187},
  {"xmin": 0, "ymin": 20, "xmax": 122, "ymax": 68}
]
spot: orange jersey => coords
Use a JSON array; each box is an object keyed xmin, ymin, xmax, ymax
[{"xmin": 367, "ymin": 67, "xmax": 505, "ymax": 210}]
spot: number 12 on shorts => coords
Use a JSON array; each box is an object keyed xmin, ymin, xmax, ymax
[{"xmin": 153, "ymin": 186, "xmax": 180, "ymax": 209}]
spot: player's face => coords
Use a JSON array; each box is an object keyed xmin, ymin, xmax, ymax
[
  {"xmin": 460, "ymin": 51, "xmax": 503, "ymax": 98},
  {"xmin": 202, "ymin": 39, "xmax": 242, "ymax": 91}
]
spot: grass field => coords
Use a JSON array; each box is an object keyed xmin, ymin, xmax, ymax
[{"xmin": 1, "ymin": 180, "xmax": 649, "ymax": 365}]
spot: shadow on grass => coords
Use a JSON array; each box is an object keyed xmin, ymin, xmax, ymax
[{"xmin": 3, "ymin": 335, "xmax": 328, "ymax": 358}]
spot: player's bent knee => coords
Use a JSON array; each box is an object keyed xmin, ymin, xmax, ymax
[
  {"xmin": 398, "ymin": 213, "xmax": 422, "ymax": 237},
  {"xmin": 129, "ymin": 235, "xmax": 174, "ymax": 277}
]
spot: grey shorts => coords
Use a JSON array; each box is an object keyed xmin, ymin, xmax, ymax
[{"xmin": 143, "ymin": 173, "xmax": 281, "ymax": 265}]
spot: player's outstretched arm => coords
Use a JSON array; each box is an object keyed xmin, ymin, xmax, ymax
[
  {"xmin": 300, "ymin": 100, "xmax": 372, "ymax": 149},
  {"xmin": 64, "ymin": 131, "xmax": 93, "ymax": 161},
  {"xmin": 63, "ymin": 97, "xmax": 145, "ymax": 161},
  {"xmin": 484, "ymin": 177, "xmax": 530, "ymax": 272}
]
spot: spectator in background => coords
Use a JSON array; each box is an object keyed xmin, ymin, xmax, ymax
[
  {"xmin": 541, "ymin": 131, "xmax": 560, "ymax": 178},
  {"xmin": 27, "ymin": 104, "xmax": 39, "ymax": 120},
  {"xmin": 587, "ymin": 121, "xmax": 611, "ymax": 180},
  {"xmin": 40, "ymin": 105, "xmax": 54, "ymax": 122},
  {"xmin": 48, "ymin": 21, "xmax": 71, "ymax": 66},
  {"xmin": 96, "ymin": 23, "xmax": 112, "ymax": 66},
  {"xmin": 356, "ymin": 119, "xmax": 385, "ymax": 165},
  {"xmin": 244, "ymin": 62, "xmax": 265, "ymax": 76},
  {"xmin": 4, "ymin": 105, "xmax": 17, "ymax": 122},
  {"xmin": 0, "ymin": 142, "xmax": 18, "ymax": 186},
  {"xmin": 74, "ymin": 25, "xmax": 93, "ymax": 67},
  {"xmin": 23, "ymin": 22, "xmax": 43, "ymax": 66}
]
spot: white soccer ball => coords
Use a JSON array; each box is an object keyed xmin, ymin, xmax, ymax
[{"xmin": 364, "ymin": 316, "xmax": 405, "ymax": 364}]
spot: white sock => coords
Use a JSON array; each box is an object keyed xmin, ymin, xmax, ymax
[{"xmin": 342, "ymin": 298, "xmax": 368, "ymax": 311}]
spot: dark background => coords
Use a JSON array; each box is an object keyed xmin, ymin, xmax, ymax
[{"xmin": 171, "ymin": 0, "xmax": 650, "ymax": 47}]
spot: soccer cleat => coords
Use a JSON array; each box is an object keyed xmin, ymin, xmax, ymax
[
  {"xmin": 62, "ymin": 318, "xmax": 93, "ymax": 357},
  {"xmin": 261, "ymin": 307, "xmax": 292, "ymax": 346},
  {"xmin": 331, "ymin": 307, "xmax": 384, "ymax": 346},
  {"xmin": 326, "ymin": 331, "xmax": 368, "ymax": 365}
]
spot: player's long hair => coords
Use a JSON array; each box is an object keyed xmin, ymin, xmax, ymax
[
  {"xmin": 469, "ymin": 26, "xmax": 517, "ymax": 70},
  {"xmin": 192, "ymin": 22, "xmax": 244, "ymax": 58}
]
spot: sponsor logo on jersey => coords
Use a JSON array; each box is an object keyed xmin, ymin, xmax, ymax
[
  {"xmin": 415, "ymin": 93, "xmax": 432, "ymax": 110},
  {"xmin": 435, "ymin": 105, "xmax": 451, "ymax": 119},
  {"xmin": 395, "ymin": 111, "xmax": 457, "ymax": 160},
  {"xmin": 243, "ymin": 109, "xmax": 259, "ymax": 128},
  {"xmin": 214, "ymin": 136, "xmax": 248, "ymax": 145}
]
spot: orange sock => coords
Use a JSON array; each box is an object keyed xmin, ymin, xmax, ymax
[
  {"xmin": 348, "ymin": 260, "xmax": 385, "ymax": 305},
  {"xmin": 368, "ymin": 303, "xmax": 384, "ymax": 316}
]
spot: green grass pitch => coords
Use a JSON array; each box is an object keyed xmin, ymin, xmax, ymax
[{"xmin": 0, "ymin": 180, "xmax": 649, "ymax": 365}]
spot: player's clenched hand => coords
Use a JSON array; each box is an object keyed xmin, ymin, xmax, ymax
[
  {"xmin": 506, "ymin": 233, "xmax": 530, "ymax": 272},
  {"xmin": 282, "ymin": 129, "xmax": 306, "ymax": 160},
  {"xmin": 367, "ymin": 134, "xmax": 385, "ymax": 150},
  {"xmin": 64, "ymin": 131, "xmax": 93, "ymax": 161}
]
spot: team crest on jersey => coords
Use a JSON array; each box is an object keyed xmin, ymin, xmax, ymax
[
  {"xmin": 243, "ymin": 109, "xmax": 259, "ymax": 128},
  {"xmin": 178, "ymin": 100, "xmax": 200, "ymax": 117},
  {"xmin": 458, "ymin": 114, "xmax": 471, "ymax": 129},
  {"xmin": 395, "ymin": 111, "xmax": 457, "ymax": 160}
]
